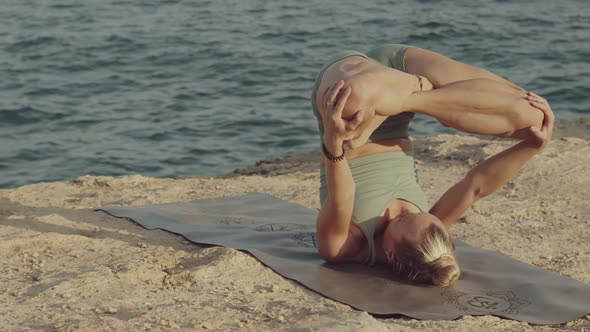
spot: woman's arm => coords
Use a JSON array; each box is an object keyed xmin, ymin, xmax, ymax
[
  {"xmin": 429, "ymin": 92, "xmax": 553, "ymax": 227},
  {"xmin": 396, "ymin": 78, "xmax": 544, "ymax": 139},
  {"xmin": 317, "ymin": 141, "xmax": 355, "ymax": 261},
  {"xmin": 315, "ymin": 81, "xmax": 360, "ymax": 261}
]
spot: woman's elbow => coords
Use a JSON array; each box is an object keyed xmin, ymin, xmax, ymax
[
  {"xmin": 317, "ymin": 246, "xmax": 343, "ymax": 263},
  {"xmin": 464, "ymin": 172, "xmax": 488, "ymax": 201},
  {"xmin": 318, "ymin": 251, "xmax": 339, "ymax": 263},
  {"xmin": 316, "ymin": 235, "xmax": 347, "ymax": 263}
]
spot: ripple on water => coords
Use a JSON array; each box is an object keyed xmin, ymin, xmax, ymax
[
  {"xmin": 5, "ymin": 36, "xmax": 64, "ymax": 52},
  {"xmin": 0, "ymin": 106, "xmax": 67, "ymax": 126}
]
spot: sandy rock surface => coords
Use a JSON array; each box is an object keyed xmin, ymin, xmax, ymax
[{"xmin": 1, "ymin": 119, "xmax": 589, "ymax": 331}]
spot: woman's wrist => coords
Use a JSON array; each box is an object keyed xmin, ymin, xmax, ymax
[
  {"xmin": 322, "ymin": 135, "xmax": 344, "ymax": 156},
  {"xmin": 522, "ymin": 135, "xmax": 547, "ymax": 151}
]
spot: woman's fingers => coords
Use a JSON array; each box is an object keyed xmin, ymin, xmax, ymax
[
  {"xmin": 527, "ymin": 91, "xmax": 544, "ymax": 100},
  {"xmin": 325, "ymin": 80, "xmax": 344, "ymax": 108},
  {"xmin": 320, "ymin": 82, "xmax": 354, "ymax": 139},
  {"xmin": 526, "ymin": 92, "xmax": 553, "ymax": 117},
  {"xmin": 320, "ymin": 82, "xmax": 334, "ymax": 110},
  {"xmin": 323, "ymin": 79, "xmax": 341, "ymax": 101},
  {"xmin": 545, "ymin": 106, "xmax": 555, "ymax": 132},
  {"xmin": 540, "ymin": 107, "xmax": 550, "ymax": 132},
  {"xmin": 529, "ymin": 100, "xmax": 555, "ymax": 135},
  {"xmin": 526, "ymin": 92, "xmax": 554, "ymax": 148},
  {"xmin": 344, "ymin": 109, "xmax": 363, "ymax": 132},
  {"xmin": 334, "ymin": 86, "xmax": 351, "ymax": 119},
  {"xmin": 529, "ymin": 101, "xmax": 549, "ymax": 130},
  {"xmin": 526, "ymin": 94, "xmax": 543, "ymax": 103},
  {"xmin": 526, "ymin": 91, "xmax": 549, "ymax": 105}
]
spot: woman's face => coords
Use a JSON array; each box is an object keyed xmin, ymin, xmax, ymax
[{"xmin": 382, "ymin": 211, "xmax": 447, "ymax": 263}]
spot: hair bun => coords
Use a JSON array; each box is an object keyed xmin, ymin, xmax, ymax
[{"xmin": 430, "ymin": 254, "xmax": 461, "ymax": 287}]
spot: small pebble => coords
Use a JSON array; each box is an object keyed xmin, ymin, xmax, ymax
[
  {"xmin": 277, "ymin": 315, "xmax": 285, "ymax": 323},
  {"xmin": 31, "ymin": 271, "xmax": 41, "ymax": 281},
  {"xmin": 104, "ymin": 307, "xmax": 118, "ymax": 314},
  {"xmin": 10, "ymin": 291, "xmax": 23, "ymax": 297},
  {"xmin": 269, "ymin": 285, "xmax": 279, "ymax": 292},
  {"xmin": 519, "ymin": 219, "xmax": 544, "ymax": 227}
]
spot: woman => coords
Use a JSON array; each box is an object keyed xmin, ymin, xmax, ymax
[{"xmin": 311, "ymin": 44, "xmax": 554, "ymax": 287}]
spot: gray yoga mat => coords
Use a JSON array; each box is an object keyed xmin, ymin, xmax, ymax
[{"xmin": 96, "ymin": 193, "xmax": 590, "ymax": 324}]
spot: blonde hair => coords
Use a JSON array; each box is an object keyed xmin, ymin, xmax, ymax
[{"xmin": 393, "ymin": 224, "xmax": 461, "ymax": 287}]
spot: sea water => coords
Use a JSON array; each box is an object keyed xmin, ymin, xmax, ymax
[{"xmin": 1, "ymin": 0, "xmax": 588, "ymax": 188}]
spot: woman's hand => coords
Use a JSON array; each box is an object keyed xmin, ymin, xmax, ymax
[
  {"xmin": 320, "ymin": 80, "xmax": 364, "ymax": 145},
  {"xmin": 525, "ymin": 91, "xmax": 554, "ymax": 150},
  {"xmin": 344, "ymin": 114, "xmax": 388, "ymax": 149}
]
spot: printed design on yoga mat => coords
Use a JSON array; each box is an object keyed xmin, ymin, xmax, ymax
[
  {"xmin": 442, "ymin": 290, "xmax": 531, "ymax": 315},
  {"xmin": 289, "ymin": 232, "xmax": 317, "ymax": 248},
  {"xmin": 253, "ymin": 223, "xmax": 311, "ymax": 232},
  {"xmin": 216, "ymin": 216, "xmax": 259, "ymax": 225},
  {"xmin": 253, "ymin": 224, "xmax": 317, "ymax": 248}
]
